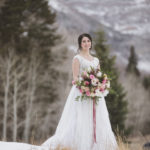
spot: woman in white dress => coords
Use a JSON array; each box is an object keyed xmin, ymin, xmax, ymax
[
  {"xmin": 42, "ymin": 33, "xmax": 118, "ymax": 150},
  {"xmin": 0, "ymin": 33, "xmax": 118, "ymax": 150}
]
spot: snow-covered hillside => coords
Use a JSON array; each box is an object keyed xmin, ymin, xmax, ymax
[
  {"xmin": 0, "ymin": 141, "xmax": 48, "ymax": 150},
  {"xmin": 48, "ymin": 0, "xmax": 150, "ymax": 73}
]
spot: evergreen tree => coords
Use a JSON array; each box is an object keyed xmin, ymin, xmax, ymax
[
  {"xmin": 0, "ymin": 0, "xmax": 62, "ymax": 142},
  {"xmin": 143, "ymin": 76, "xmax": 150, "ymax": 90},
  {"xmin": 126, "ymin": 45, "xmax": 140, "ymax": 76},
  {"xmin": 94, "ymin": 30, "xmax": 128, "ymax": 135}
]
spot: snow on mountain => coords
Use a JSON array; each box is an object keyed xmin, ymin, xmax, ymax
[
  {"xmin": 135, "ymin": 0, "xmax": 146, "ymax": 4},
  {"xmin": 48, "ymin": 0, "xmax": 150, "ymax": 73},
  {"xmin": 138, "ymin": 60, "xmax": 150, "ymax": 72}
]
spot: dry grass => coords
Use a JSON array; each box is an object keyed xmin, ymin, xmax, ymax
[
  {"xmin": 39, "ymin": 134, "xmax": 146, "ymax": 150},
  {"xmin": 117, "ymin": 134, "xmax": 150, "ymax": 150},
  {"xmin": 2, "ymin": 133, "xmax": 148, "ymax": 150},
  {"xmin": 117, "ymin": 135, "xmax": 129, "ymax": 150},
  {"xmin": 55, "ymin": 146, "xmax": 72, "ymax": 150},
  {"xmin": 54, "ymin": 135, "xmax": 130, "ymax": 150}
]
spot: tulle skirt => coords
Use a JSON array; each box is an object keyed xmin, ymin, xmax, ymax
[{"xmin": 42, "ymin": 85, "xmax": 118, "ymax": 150}]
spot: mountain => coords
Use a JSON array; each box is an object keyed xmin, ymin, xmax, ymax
[{"xmin": 48, "ymin": 0, "xmax": 150, "ymax": 74}]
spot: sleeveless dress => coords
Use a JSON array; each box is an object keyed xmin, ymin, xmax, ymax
[{"xmin": 0, "ymin": 54, "xmax": 118, "ymax": 150}]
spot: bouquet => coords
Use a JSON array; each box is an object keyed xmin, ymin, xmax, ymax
[{"xmin": 72, "ymin": 66, "xmax": 110, "ymax": 103}]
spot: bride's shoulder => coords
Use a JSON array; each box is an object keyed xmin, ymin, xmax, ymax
[
  {"xmin": 72, "ymin": 54, "xmax": 80, "ymax": 62},
  {"xmin": 93, "ymin": 56, "xmax": 99, "ymax": 62}
]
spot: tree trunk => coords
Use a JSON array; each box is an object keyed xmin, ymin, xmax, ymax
[
  {"xmin": 13, "ymin": 71, "xmax": 18, "ymax": 141},
  {"xmin": 24, "ymin": 55, "xmax": 37, "ymax": 142},
  {"xmin": 3, "ymin": 58, "xmax": 11, "ymax": 141}
]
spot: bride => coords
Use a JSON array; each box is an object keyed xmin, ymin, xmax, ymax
[{"xmin": 0, "ymin": 33, "xmax": 118, "ymax": 150}]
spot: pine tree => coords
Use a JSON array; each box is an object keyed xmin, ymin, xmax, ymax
[
  {"xmin": 126, "ymin": 45, "xmax": 140, "ymax": 76},
  {"xmin": 0, "ymin": 0, "xmax": 62, "ymax": 142},
  {"xmin": 93, "ymin": 30, "xmax": 128, "ymax": 135},
  {"xmin": 143, "ymin": 76, "xmax": 150, "ymax": 90}
]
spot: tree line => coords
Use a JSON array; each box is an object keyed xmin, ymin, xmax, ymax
[{"xmin": 0, "ymin": 0, "xmax": 150, "ymax": 144}]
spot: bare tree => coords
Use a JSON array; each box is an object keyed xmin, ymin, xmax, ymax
[
  {"xmin": 0, "ymin": 50, "xmax": 28, "ymax": 141},
  {"xmin": 3, "ymin": 56, "xmax": 11, "ymax": 141},
  {"xmin": 120, "ymin": 73, "xmax": 150, "ymax": 134},
  {"xmin": 12, "ymin": 60, "xmax": 27, "ymax": 141},
  {"xmin": 0, "ymin": 50, "xmax": 16, "ymax": 141},
  {"xmin": 24, "ymin": 52, "xmax": 39, "ymax": 143},
  {"xmin": 0, "ymin": 46, "xmax": 68, "ymax": 142}
]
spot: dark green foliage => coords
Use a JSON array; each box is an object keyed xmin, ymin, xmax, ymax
[
  {"xmin": 0, "ymin": 0, "xmax": 60, "ymax": 55},
  {"xmin": 94, "ymin": 30, "xmax": 129, "ymax": 135},
  {"xmin": 126, "ymin": 45, "xmax": 140, "ymax": 76},
  {"xmin": 0, "ymin": 0, "xmax": 62, "ymax": 142},
  {"xmin": 143, "ymin": 76, "xmax": 150, "ymax": 90}
]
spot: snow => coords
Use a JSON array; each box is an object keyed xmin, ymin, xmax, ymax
[
  {"xmin": 114, "ymin": 23, "xmax": 150, "ymax": 35},
  {"xmin": 22, "ymin": 32, "xmax": 28, "ymax": 37},
  {"xmin": 73, "ymin": 1, "xmax": 150, "ymax": 36},
  {"xmin": 100, "ymin": 20, "xmax": 111, "ymax": 28},
  {"xmin": 138, "ymin": 60, "xmax": 150, "ymax": 73},
  {"xmin": 75, "ymin": 6, "xmax": 97, "ymax": 16},
  {"xmin": 68, "ymin": 45, "xmax": 78, "ymax": 53},
  {"xmin": 48, "ymin": 0, "xmax": 70, "ymax": 13},
  {"xmin": 135, "ymin": 0, "xmax": 145, "ymax": 4},
  {"xmin": 48, "ymin": 0, "xmax": 60, "ymax": 11},
  {"xmin": 0, "ymin": 141, "xmax": 49, "ymax": 150},
  {"xmin": 48, "ymin": 0, "xmax": 150, "ymax": 73},
  {"xmin": 74, "ymin": 5, "xmax": 108, "ymax": 17}
]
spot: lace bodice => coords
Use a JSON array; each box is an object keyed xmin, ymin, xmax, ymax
[{"xmin": 73, "ymin": 54, "xmax": 100, "ymax": 76}]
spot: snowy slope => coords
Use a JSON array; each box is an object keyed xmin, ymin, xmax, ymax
[
  {"xmin": 0, "ymin": 141, "xmax": 48, "ymax": 150},
  {"xmin": 48, "ymin": 0, "xmax": 150, "ymax": 73}
]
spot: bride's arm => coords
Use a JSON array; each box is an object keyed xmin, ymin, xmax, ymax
[
  {"xmin": 97, "ymin": 58, "xmax": 100, "ymax": 70},
  {"xmin": 72, "ymin": 58, "xmax": 80, "ymax": 81}
]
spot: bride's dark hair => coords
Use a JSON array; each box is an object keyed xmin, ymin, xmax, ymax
[{"xmin": 78, "ymin": 33, "xmax": 92, "ymax": 51}]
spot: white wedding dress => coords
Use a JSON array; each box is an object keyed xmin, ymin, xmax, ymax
[{"xmin": 0, "ymin": 54, "xmax": 118, "ymax": 150}]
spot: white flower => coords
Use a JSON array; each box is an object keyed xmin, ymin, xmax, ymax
[
  {"xmin": 98, "ymin": 82, "xmax": 102, "ymax": 87},
  {"xmin": 91, "ymin": 78, "xmax": 98, "ymax": 86},
  {"xmin": 103, "ymin": 90, "xmax": 109, "ymax": 97},
  {"xmin": 81, "ymin": 86, "xmax": 85, "ymax": 90},
  {"xmin": 91, "ymin": 92, "xmax": 95, "ymax": 97},
  {"xmin": 87, "ymin": 67, "xmax": 92, "ymax": 72},
  {"xmin": 97, "ymin": 71, "xmax": 102, "ymax": 77},
  {"xmin": 106, "ymin": 81, "xmax": 110, "ymax": 88},
  {"xmin": 95, "ymin": 89, "xmax": 103, "ymax": 97},
  {"xmin": 79, "ymin": 77, "xmax": 83, "ymax": 81}
]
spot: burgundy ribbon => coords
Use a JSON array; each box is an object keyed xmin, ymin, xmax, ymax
[{"xmin": 93, "ymin": 98, "xmax": 97, "ymax": 143}]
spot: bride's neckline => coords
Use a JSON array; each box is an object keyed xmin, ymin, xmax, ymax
[{"xmin": 78, "ymin": 54, "xmax": 95, "ymax": 62}]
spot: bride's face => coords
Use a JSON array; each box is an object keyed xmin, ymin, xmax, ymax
[{"xmin": 81, "ymin": 37, "xmax": 91, "ymax": 51}]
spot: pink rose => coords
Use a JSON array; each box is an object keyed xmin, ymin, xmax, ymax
[
  {"xmin": 85, "ymin": 81, "xmax": 89, "ymax": 85},
  {"xmin": 86, "ymin": 91, "xmax": 90, "ymax": 96},
  {"xmin": 83, "ymin": 71, "xmax": 87, "ymax": 76},
  {"xmin": 100, "ymin": 87, "xmax": 104, "ymax": 92},
  {"xmin": 101, "ymin": 83, "xmax": 106, "ymax": 89},
  {"xmin": 79, "ymin": 89, "xmax": 83, "ymax": 93},
  {"xmin": 90, "ymin": 74, "xmax": 95, "ymax": 79},
  {"xmin": 102, "ymin": 79, "xmax": 107, "ymax": 84},
  {"xmin": 72, "ymin": 80, "xmax": 75, "ymax": 85},
  {"xmin": 85, "ymin": 87, "xmax": 90, "ymax": 92}
]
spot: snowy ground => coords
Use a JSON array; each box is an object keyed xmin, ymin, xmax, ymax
[{"xmin": 0, "ymin": 141, "xmax": 49, "ymax": 150}]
